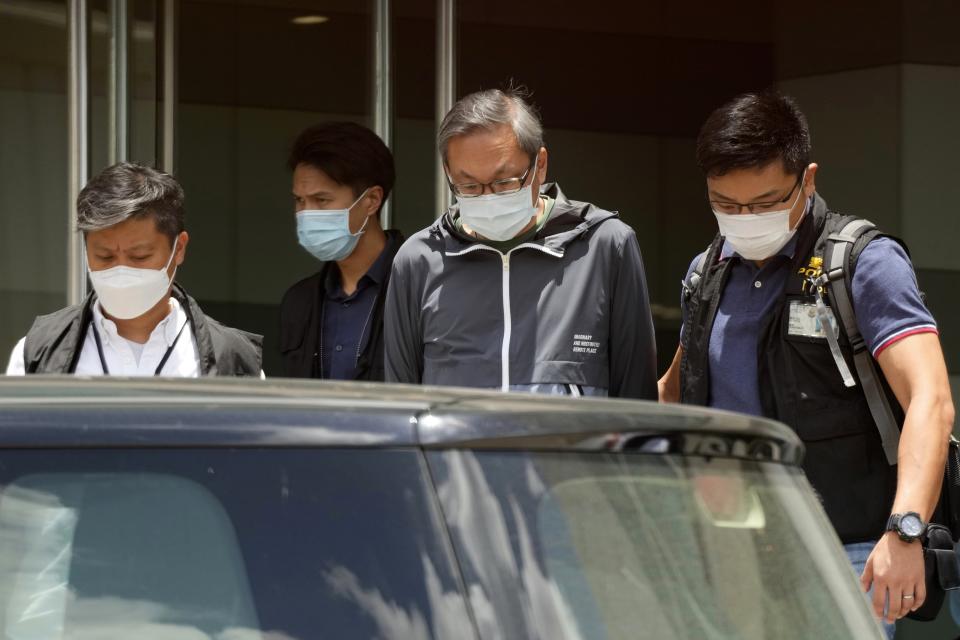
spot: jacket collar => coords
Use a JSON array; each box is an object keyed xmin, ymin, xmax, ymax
[
  {"xmin": 322, "ymin": 230, "xmax": 400, "ymax": 294},
  {"xmin": 71, "ymin": 282, "xmax": 214, "ymax": 372},
  {"xmin": 434, "ymin": 182, "xmax": 618, "ymax": 256}
]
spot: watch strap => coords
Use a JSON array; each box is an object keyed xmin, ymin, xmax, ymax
[
  {"xmin": 886, "ymin": 513, "xmax": 901, "ymax": 532},
  {"xmin": 887, "ymin": 512, "xmax": 925, "ymax": 541}
]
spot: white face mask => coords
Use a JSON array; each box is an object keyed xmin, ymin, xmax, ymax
[
  {"xmin": 712, "ymin": 174, "xmax": 807, "ymax": 261},
  {"xmin": 88, "ymin": 239, "xmax": 178, "ymax": 320},
  {"xmin": 456, "ymin": 184, "xmax": 539, "ymax": 242}
]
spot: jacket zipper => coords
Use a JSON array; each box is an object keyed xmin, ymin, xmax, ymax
[
  {"xmin": 500, "ymin": 253, "xmax": 511, "ymax": 391},
  {"xmin": 444, "ymin": 242, "xmax": 563, "ymax": 393}
]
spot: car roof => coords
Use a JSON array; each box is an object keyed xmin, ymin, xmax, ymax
[{"xmin": 0, "ymin": 376, "xmax": 803, "ymax": 465}]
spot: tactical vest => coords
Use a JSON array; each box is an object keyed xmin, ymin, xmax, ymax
[
  {"xmin": 680, "ymin": 194, "xmax": 902, "ymax": 543},
  {"xmin": 23, "ymin": 284, "xmax": 263, "ymax": 377}
]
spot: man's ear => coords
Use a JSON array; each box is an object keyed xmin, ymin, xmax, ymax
[
  {"xmin": 173, "ymin": 231, "xmax": 189, "ymax": 268},
  {"xmin": 804, "ymin": 163, "xmax": 819, "ymax": 197},
  {"xmin": 365, "ymin": 186, "xmax": 384, "ymax": 217},
  {"xmin": 536, "ymin": 147, "xmax": 548, "ymax": 184}
]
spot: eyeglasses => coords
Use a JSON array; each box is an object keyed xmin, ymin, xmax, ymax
[
  {"xmin": 447, "ymin": 159, "xmax": 537, "ymax": 198},
  {"xmin": 709, "ymin": 174, "xmax": 804, "ymax": 215}
]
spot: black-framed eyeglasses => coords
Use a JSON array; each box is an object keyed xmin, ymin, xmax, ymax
[
  {"xmin": 447, "ymin": 158, "xmax": 537, "ymax": 198},
  {"xmin": 709, "ymin": 173, "xmax": 804, "ymax": 215}
]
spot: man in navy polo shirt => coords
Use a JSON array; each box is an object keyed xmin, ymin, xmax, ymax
[{"xmin": 659, "ymin": 90, "xmax": 954, "ymax": 635}]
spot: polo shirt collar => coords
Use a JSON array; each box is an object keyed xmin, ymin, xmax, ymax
[{"xmin": 324, "ymin": 234, "xmax": 395, "ymax": 295}]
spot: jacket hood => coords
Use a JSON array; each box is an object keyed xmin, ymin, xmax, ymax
[{"xmin": 430, "ymin": 182, "xmax": 619, "ymax": 255}]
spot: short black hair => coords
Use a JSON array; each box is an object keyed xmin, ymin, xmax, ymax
[
  {"xmin": 288, "ymin": 122, "xmax": 395, "ymax": 216},
  {"xmin": 696, "ymin": 90, "xmax": 811, "ymax": 178},
  {"xmin": 77, "ymin": 162, "xmax": 184, "ymax": 243}
]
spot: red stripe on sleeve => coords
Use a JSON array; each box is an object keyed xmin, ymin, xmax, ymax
[{"xmin": 873, "ymin": 327, "xmax": 939, "ymax": 359}]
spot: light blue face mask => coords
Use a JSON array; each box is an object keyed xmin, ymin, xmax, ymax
[{"xmin": 296, "ymin": 189, "xmax": 370, "ymax": 262}]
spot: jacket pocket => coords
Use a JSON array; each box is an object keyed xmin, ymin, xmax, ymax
[
  {"xmin": 532, "ymin": 359, "xmax": 609, "ymax": 389},
  {"xmin": 423, "ymin": 354, "xmax": 502, "ymax": 388},
  {"xmin": 801, "ymin": 422, "xmax": 896, "ymax": 542},
  {"xmin": 280, "ymin": 323, "xmax": 305, "ymax": 354},
  {"xmin": 280, "ymin": 322, "xmax": 315, "ymax": 378},
  {"xmin": 793, "ymin": 394, "xmax": 874, "ymax": 442}
]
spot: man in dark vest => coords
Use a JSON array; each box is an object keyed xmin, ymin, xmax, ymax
[
  {"xmin": 5, "ymin": 162, "xmax": 263, "ymax": 377},
  {"xmin": 659, "ymin": 90, "xmax": 954, "ymax": 634},
  {"xmin": 280, "ymin": 122, "xmax": 403, "ymax": 380}
]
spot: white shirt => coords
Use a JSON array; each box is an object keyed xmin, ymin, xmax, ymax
[{"xmin": 6, "ymin": 298, "xmax": 201, "ymax": 377}]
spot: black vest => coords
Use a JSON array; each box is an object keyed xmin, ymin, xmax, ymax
[
  {"xmin": 681, "ymin": 194, "xmax": 901, "ymax": 543},
  {"xmin": 23, "ymin": 284, "xmax": 263, "ymax": 376}
]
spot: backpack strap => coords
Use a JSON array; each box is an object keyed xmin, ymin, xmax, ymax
[
  {"xmin": 681, "ymin": 236, "xmax": 721, "ymax": 303},
  {"xmin": 815, "ymin": 218, "xmax": 900, "ymax": 465},
  {"xmin": 678, "ymin": 236, "xmax": 727, "ymax": 405}
]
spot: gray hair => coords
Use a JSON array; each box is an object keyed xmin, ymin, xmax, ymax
[
  {"xmin": 77, "ymin": 162, "xmax": 185, "ymax": 241},
  {"xmin": 438, "ymin": 88, "xmax": 544, "ymax": 164}
]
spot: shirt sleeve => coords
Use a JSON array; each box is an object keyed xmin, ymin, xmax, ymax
[
  {"xmin": 5, "ymin": 337, "xmax": 27, "ymax": 376},
  {"xmin": 608, "ymin": 229, "xmax": 657, "ymax": 400},
  {"xmin": 383, "ymin": 247, "xmax": 424, "ymax": 384},
  {"xmin": 850, "ymin": 236, "xmax": 938, "ymax": 358}
]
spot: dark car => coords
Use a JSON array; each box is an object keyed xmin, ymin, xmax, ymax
[{"xmin": 0, "ymin": 377, "xmax": 883, "ymax": 639}]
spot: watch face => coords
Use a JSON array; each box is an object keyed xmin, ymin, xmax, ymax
[{"xmin": 901, "ymin": 514, "xmax": 924, "ymax": 537}]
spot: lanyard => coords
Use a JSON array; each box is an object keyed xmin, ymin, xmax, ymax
[{"xmin": 91, "ymin": 319, "xmax": 188, "ymax": 375}]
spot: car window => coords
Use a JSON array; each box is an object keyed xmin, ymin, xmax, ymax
[
  {"xmin": 0, "ymin": 472, "xmax": 259, "ymax": 640},
  {"xmin": 426, "ymin": 450, "xmax": 882, "ymax": 640},
  {"xmin": 0, "ymin": 449, "xmax": 473, "ymax": 640}
]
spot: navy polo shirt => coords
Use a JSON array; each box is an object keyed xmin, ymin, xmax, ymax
[
  {"xmin": 681, "ymin": 203, "xmax": 937, "ymax": 416},
  {"xmin": 319, "ymin": 238, "xmax": 394, "ymax": 380}
]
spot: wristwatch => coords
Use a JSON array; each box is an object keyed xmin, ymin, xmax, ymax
[{"xmin": 886, "ymin": 512, "xmax": 926, "ymax": 542}]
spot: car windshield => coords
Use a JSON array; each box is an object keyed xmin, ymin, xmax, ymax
[
  {"xmin": 0, "ymin": 440, "xmax": 884, "ymax": 640},
  {"xmin": 426, "ymin": 450, "xmax": 884, "ymax": 640},
  {"xmin": 0, "ymin": 448, "xmax": 471, "ymax": 640}
]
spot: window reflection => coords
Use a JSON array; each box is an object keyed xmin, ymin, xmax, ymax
[
  {"xmin": 428, "ymin": 450, "xmax": 881, "ymax": 639},
  {"xmin": 0, "ymin": 449, "xmax": 471, "ymax": 639},
  {"xmin": 175, "ymin": 0, "xmax": 375, "ymax": 375},
  {"xmin": 432, "ymin": 450, "xmax": 584, "ymax": 639},
  {"xmin": 0, "ymin": 473, "xmax": 261, "ymax": 639},
  {"xmin": 0, "ymin": 0, "xmax": 69, "ymax": 365}
]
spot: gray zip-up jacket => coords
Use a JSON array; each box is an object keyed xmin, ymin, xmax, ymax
[{"xmin": 384, "ymin": 183, "xmax": 657, "ymax": 399}]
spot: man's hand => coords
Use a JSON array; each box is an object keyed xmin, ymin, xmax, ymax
[{"xmin": 860, "ymin": 531, "xmax": 926, "ymax": 623}]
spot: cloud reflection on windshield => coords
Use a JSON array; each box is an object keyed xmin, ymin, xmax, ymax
[
  {"xmin": 435, "ymin": 451, "xmax": 584, "ymax": 640},
  {"xmin": 323, "ymin": 550, "xmax": 475, "ymax": 640}
]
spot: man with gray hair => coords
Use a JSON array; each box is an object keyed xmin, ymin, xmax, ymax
[
  {"xmin": 384, "ymin": 88, "xmax": 657, "ymax": 398},
  {"xmin": 5, "ymin": 162, "xmax": 263, "ymax": 376}
]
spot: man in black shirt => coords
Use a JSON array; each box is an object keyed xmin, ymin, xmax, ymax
[{"xmin": 280, "ymin": 122, "xmax": 402, "ymax": 380}]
